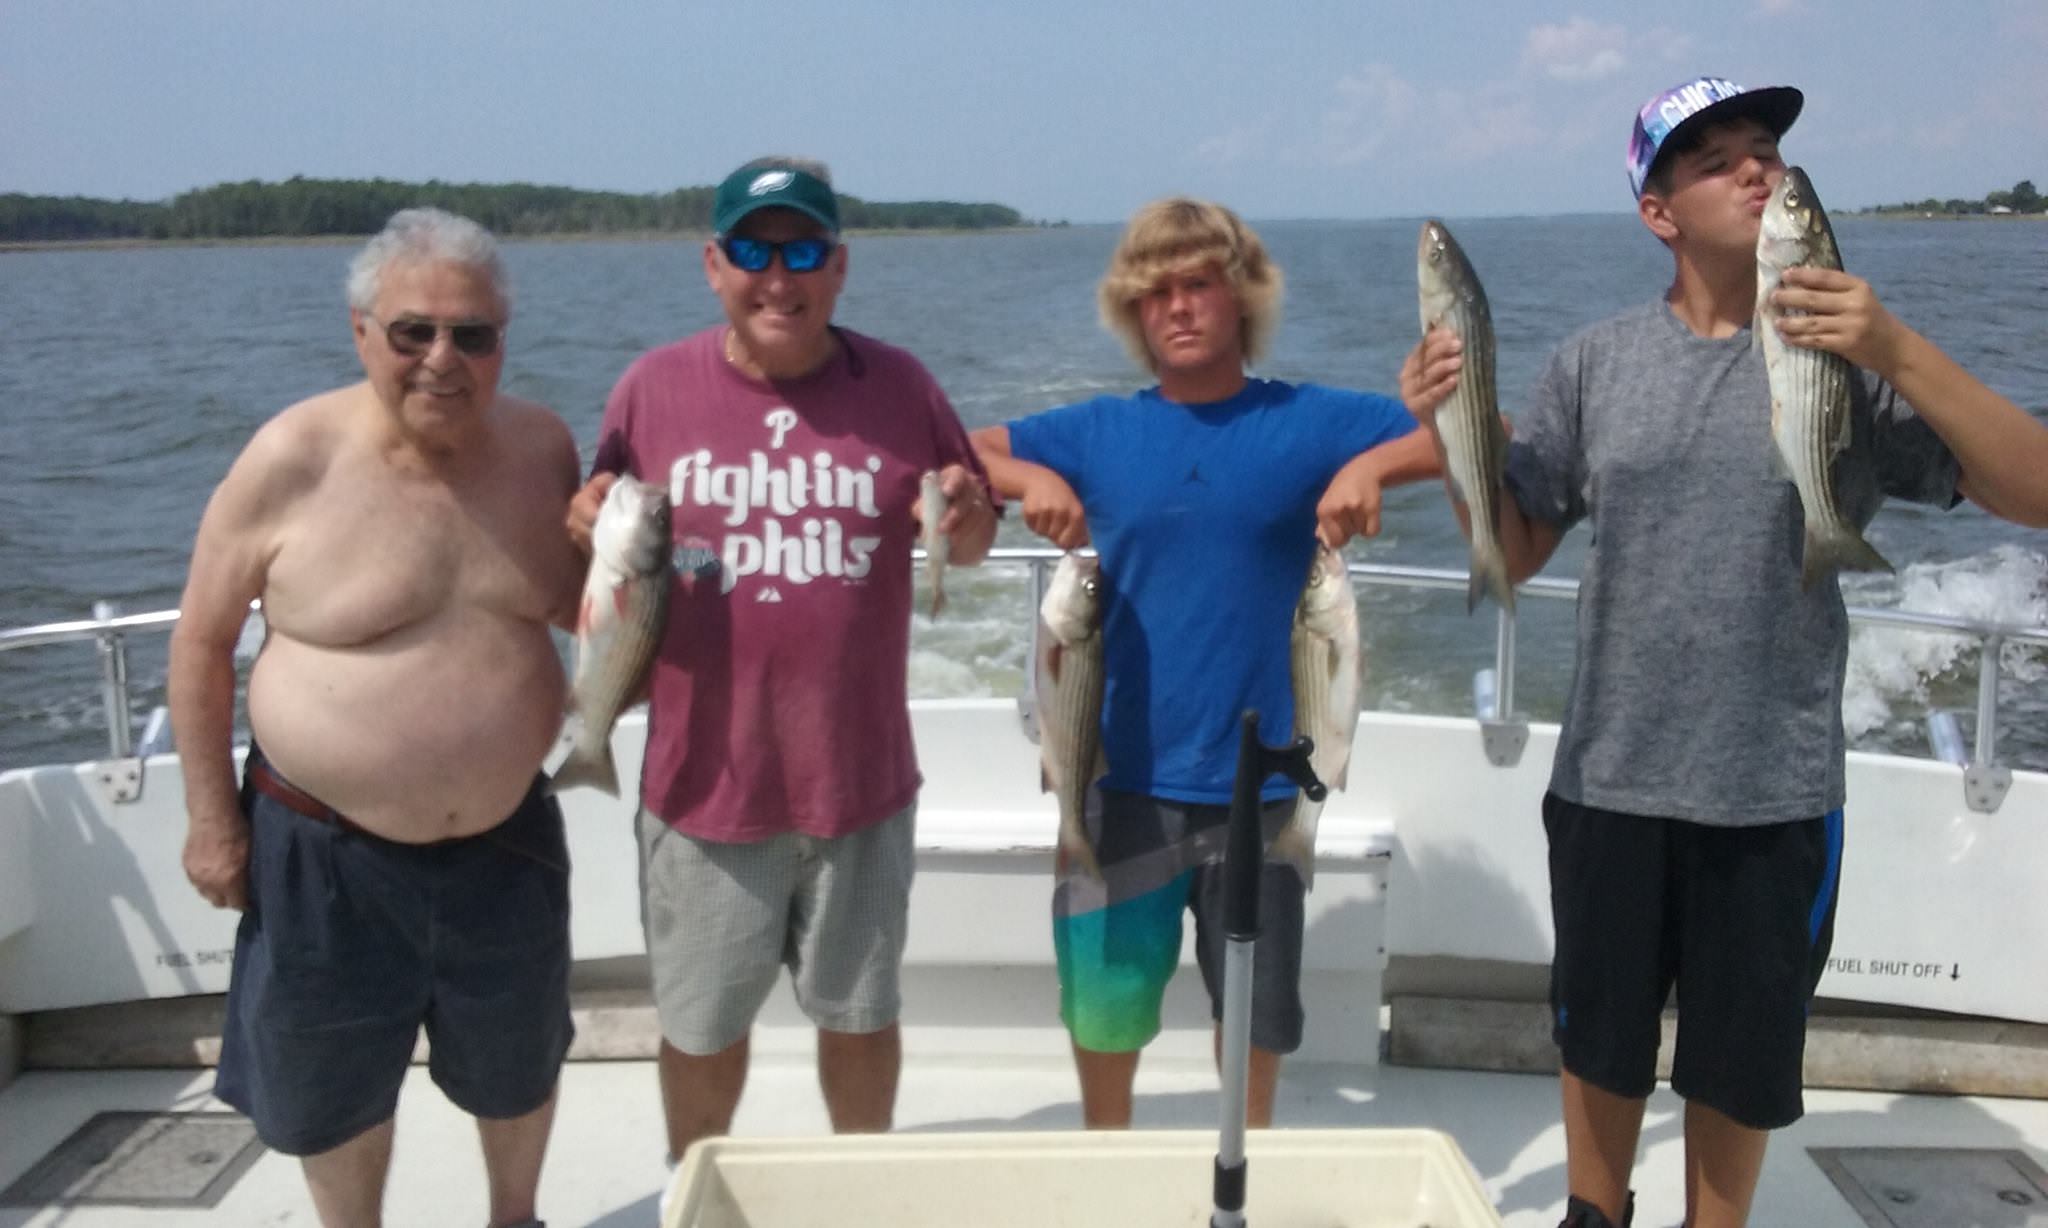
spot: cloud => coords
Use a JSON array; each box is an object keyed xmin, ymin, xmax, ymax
[
  {"xmin": 1997, "ymin": 0, "xmax": 2048, "ymax": 47},
  {"xmin": 1754, "ymin": 0, "xmax": 1800, "ymax": 13},
  {"xmin": 1307, "ymin": 64, "xmax": 1556, "ymax": 170},
  {"xmin": 1319, "ymin": 65, "xmax": 1422, "ymax": 165},
  {"xmin": 1439, "ymin": 97, "xmax": 1551, "ymax": 163},
  {"xmin": 1523, "ymin": 18, "xmax": 1628, "ymax": 81},
  {"xmin": 1632, "ymin": 26, "xmax": 1696, "ymax": 64},
  {"xmin": 1196, "ymin": 122, "xmax": 1270, "ymax": 167},
  {"xmin": 1523, "ymin": 19, "xmax": 1694, "ymax": 81}
]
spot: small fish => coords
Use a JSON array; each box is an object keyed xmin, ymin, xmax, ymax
[
  {"xmin": 920, "ymin": 470, "xmax": 950, "ymax": 618},
  {"xmin": 1271, "ymin": 544, "xmax": 1363, "ymax": 886},
  {"xmin": 1034, "ymin": 553, "xmax": 1105, "ymax": 879},
  {"xmin": 1756, "ymin": 165, "xmax": 1893, "ymax": 588},
  {"xmin": 552, "ymin": 475, "xmax": 671, "ymax": 797},
  {"xmin": 1417, "ymin": 219, "xmax": 1514, "ymax": 613}
]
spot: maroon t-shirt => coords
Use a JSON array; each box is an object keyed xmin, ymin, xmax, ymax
[{"xmin": 591, "ymin": 326, "xmax": 987, "ymax": 842}]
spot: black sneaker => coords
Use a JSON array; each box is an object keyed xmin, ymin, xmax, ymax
[{"xmin": 1559, "ymin": 1191, "xmax": 1636, "ymax": 1228}]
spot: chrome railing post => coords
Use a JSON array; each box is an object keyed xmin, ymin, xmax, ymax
[
  {"xmin": 1479, "ymin": 606, "xmax": 1528, "ymax": 767},
  {"xmin": 1495, "ymin": 606, "xmax": 1517, "ymax": 722},
  {"xmin": 1964, "ymin": 634, "xmax": 2013, "ymax": 813},
  {"xmin": 92, "ymin": 600, "xmax": 135, "ymax": 759},
  {"xmin": 1975, "ymin": 634, "xmax": 2003, "ymax": 768}
]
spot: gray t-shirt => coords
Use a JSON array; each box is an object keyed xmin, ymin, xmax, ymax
[{"xmin": 1506, "ymin": 299, "xmax": 1959, "ymax": 825}]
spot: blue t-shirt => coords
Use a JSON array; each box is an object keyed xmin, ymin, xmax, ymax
[{"xmin": 1008, "ymin": 378, "xmax": 1416, "ymax": 803}]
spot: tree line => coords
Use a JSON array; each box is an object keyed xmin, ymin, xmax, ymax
[
  {"xmin": 0, "ymin": 177, "xmax": 1028, "ymax": 242},
  {"xmin": 1867, "ymin": 178, "xmax": 2042, "ymax": 216}
]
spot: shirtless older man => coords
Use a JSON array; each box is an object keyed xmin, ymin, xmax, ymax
[{"xmin": 167, "ymin": 207, "xmax": 584, "ymax": 1228}]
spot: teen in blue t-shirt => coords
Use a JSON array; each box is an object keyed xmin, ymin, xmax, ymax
[{"xmin": 971, "ymin": 197, "xmax": 1436, "ymax": 1130}]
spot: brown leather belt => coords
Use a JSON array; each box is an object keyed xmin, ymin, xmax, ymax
[{"xmin": 246, "ymin": 756, "xmax": 377, "ymax": 838}]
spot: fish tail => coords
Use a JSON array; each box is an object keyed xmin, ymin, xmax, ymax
[
  {"xmin": 1466, "ymin": 540, "xmax": 1515, "ymax": 615},
  {"xmin": 1057, "ymin": 823, "xmax": 1103, "ymax": 881},
  {"xmin": 1269, "ymin": 809, "xmax": 1319, "ymax": 890},
  {"xmin": 1802, "ymin": 524, "xmax": 1894, "ymax": 589},
  {"xmin": 549, "ymin": 741, "xmax": 620, "ymax": 798},
  {"xmin": 929, "ymin": 584, "xmax": 947, "ymax": 619}
]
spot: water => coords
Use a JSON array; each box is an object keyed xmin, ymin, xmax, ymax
[{"xmin": 3, "ymin": 217, "xmax": 2045, "ymax": 773}]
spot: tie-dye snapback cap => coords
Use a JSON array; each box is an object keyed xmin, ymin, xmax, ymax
[{"xmin": 1627, "ymin": 75, "xmax": 1804, "ymax": 198}]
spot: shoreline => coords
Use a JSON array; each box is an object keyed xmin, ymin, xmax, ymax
[
  {"xmin": 1853, "ymin": 211, "xmax": 2048, "ymax": 222},
  {"xmin": 0, "ymin": 226, "xmax": 1057, "ymax": 254}
]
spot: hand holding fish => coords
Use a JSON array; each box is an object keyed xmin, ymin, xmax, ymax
[
  {"xmin": 925, "ymin": 464, "xmax": 997, "ymax": 554},
  {"xmin": 566, "ymin": 471, "xmax": 619, "ymax": 556},
  {"xmin": 1415, "ymin": 219, "xmax": 1515, "ymax": 613},
  {"xmin": 1399, "ymin": 326, "xmax": 1465, "ymax": 428},
  {"xmin": 552, "ymin": 475, "xmax": 672, "ymax": 796},
  {"xmin": 1018, "ymin": 465, "xmax": 1090, "ymax": 550},
  {"xmin": 1316, "ymin": 454, "xmax": 1387, "ymax": 547},
  {"xmin": 1755, "ymin": 167, "xmax": 1893, "ymax": 585},
  {"xmin": 1771, "ymin": 265, "xmax": 1908, "ymax": 375}
]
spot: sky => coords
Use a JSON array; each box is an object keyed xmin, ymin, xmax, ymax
[{"xmin": 5, "ymin": 0, "xmax": 2045, "ymax": 224}]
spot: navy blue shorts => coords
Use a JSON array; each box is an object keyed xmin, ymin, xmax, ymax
[
  {"xmin": 1544, "ymin": 792, "xmax": 1842, "ymax": 1131},
  {"xmin": 214, "ymin": 750, "xmax": 574, "ymax": 1156}
]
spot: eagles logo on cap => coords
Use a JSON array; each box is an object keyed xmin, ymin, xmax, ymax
[{"xmin": 714, "ymin": 162, "xmax": 842, "ymax": 234}]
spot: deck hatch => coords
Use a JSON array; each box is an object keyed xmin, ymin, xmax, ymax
[
  {"xmin": 1810, "ymin": 1146, "xmax": 2048, "ymax": 1227},
  {"xmin": 0, "ymin": 1110, "xmax": 263, "ymax": 1209}
]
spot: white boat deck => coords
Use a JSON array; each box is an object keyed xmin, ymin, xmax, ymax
[
  {"xmin": 1, "ymin": 619, "xmax": 2045, "ymax": 1226},
  {"xmin": 4, "ymin": 1050, "xmax": 2047, "ymax": 1226}
]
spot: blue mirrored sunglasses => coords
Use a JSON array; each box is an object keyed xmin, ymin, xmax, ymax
[{"xmin": 719, "ymin": 235, "xmax": 836, "ymax": 274}]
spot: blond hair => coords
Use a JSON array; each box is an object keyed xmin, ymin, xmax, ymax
[{"xmin": 1097, "ymin": 197, "xmax": 1282, "ymax": 373}]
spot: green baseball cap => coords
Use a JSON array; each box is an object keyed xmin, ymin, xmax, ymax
[{"xmin": 713, "ymin": 165, "xmax": 840, "ymax": 234}]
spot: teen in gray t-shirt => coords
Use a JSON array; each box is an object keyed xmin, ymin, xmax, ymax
[
  {"xmin": 1508, "ymin": 299, "xmax": 1956, "ymax": 825},
  {"xmin": 1399, "ymin": 75, "xmax": 2048, "ymax": 1228}
]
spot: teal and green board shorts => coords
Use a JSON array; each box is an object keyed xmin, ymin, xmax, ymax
[{"xmin": 1052, "ymin": 788, "xmax": 1305, "ymax": 1055}]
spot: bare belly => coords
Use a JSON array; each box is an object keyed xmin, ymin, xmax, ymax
[{"xmin": 247, "ymin": 613, "xmax": 567, "ymax": 841}]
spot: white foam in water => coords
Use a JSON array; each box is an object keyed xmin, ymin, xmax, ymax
[
  {"xmin": 1841, "ymin": 545, "xmax": 2048, "ymax": 741},
  {"xmin": 907, "ymin": 649, "xmax": 994, "ymax": 698}
]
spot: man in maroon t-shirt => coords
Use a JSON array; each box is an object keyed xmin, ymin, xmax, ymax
[{"xmin": 567, "ymin": 157, "xmax": 998, "ymax": 1179}]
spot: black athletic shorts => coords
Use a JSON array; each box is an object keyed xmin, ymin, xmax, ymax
[
  {"xmin": 1544, "ymin": 791, "xmax": 1842, "ymax": 1130},
  {"xmin": 214, "ymin": 749, "xmax": 573, "ymax": 1155}
]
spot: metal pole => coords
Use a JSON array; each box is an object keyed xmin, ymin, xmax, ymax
[
  {"xmin": 1212, "ymin": 714, "xmax": 1323, "ymax": 1228},
  {"xmin": 1211, "ymin": 712, "xmax": 1264, "ymax": 1228},
  {"xmin": 93, "ymin": 601, "xmax": 134, "ymax": 759},
  {"xmin": 1974, "ymin": 634, "xmax": 2002, "ymax": 767},
  {"xmin": 1494, "ymin": 607, "xmax": 1517, "ymax": 722}
]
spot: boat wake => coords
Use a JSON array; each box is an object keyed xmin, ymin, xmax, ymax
[{"xmin": 1843, "ymin": 544, "xmax": 2048, "ymax": 755}]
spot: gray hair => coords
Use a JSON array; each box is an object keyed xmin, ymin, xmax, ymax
[
  {"xmin": 736, "ymin": 155, "xmax": 833, "ymax": 185},
  {"xmin": 345, "ymin": 207, "xmax": 510, "ymax": 317}
]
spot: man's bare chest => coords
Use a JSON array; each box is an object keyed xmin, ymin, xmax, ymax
[{"xmin": 264, "ymin": 483, "xmax": 557, "ymax": 647}]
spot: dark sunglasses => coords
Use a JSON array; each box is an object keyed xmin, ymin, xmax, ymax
[
  {"xmin": 375, "ymin": 316, "xmax": 504, "ymax": 358},
  {"xmin": 719, "ymin": 235, "xmax": 836, "ymax": 274}
]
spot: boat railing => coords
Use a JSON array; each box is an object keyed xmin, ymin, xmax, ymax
[{"xmin": 4, "ymin": 550, "xmax": 2043, "ymax": 813}]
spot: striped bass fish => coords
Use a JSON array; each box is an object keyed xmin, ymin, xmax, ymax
[
  {"xmin": 1755, "ymin": 165, "xmax": 1892, "ymax": 587},
  {"xmin": 551, "ymin": 475, "xmax": 671, "ymax": 797},
  {"xmin": 1417, "ymin": 219, "xmax": 1514, "ymax": 613},
  {"xmin": 1034, "ymin": 552, "xmax": 1105, "ymax": 880},
  {"xmin": 1271, "ymin": 544, "xmax": 1363, "ymax": 886},
  {"xmin": 919, "ymin": 470, "xmax": 950, "ymax": 618}
]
